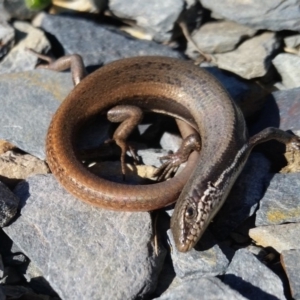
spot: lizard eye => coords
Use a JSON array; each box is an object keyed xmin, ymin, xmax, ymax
[{"xmin": 185, "ymin": 206, "xmax": 195, "ymax": 219}]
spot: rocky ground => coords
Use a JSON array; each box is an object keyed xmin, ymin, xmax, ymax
[{"xmin": 0, "ymin": 0, "xmax": 300, "ymax": 299}]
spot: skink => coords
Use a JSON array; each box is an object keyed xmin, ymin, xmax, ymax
[{"xmin": 32, "ymin": 52, "xmax": 300, "ymax": 252}]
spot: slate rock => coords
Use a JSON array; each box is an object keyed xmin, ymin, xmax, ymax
[
  {"xmin": 214, "ymin": 32, "xmax": 279, "ymax": 79},
  {"xmin": 249, "ymin": 223, "xmax": 300, "ymax": 253},
  {"xmin": 154, "ymin": 276, "xmax": 247, "ymax": 300},
  {"xmin": 4, "ymin": 175, "xmax": 164, "ymax": 300},
  {"xmin": 109, "ymin": 0, "xmax": 184, "ymax": 42},
  {"xmin": 210, "ymin": 153, "xmax": 271, "ymax": 240},
  {"xmin": 224, "ymin": 248, "xmax": 286, "ymax": 300},
  {"xmin": 281, "ymin": 249, "xmax": 300, "ymax": 300},
  {"xmin": 0, "ymin": 69, "xmax": 73, "ymax": 160},
  {"xmin": 273, "ymin": 53, "xmax": 300, "ymax": 89},
  {"xmin": 0, "ymin": 181, "xmax": 19, "ymax": 227},
  {"xmin": 0, "ymin": 20, "xmax": 15, "ymax": 60},
  {"xmin": 36, "ymin": 13, "xmax": 183, "ymax": 68},
  {"xmin": 200, "ymin": 0, "xmax": 300, "ymax": 32},
  {"xmin": 256, "ymin": 173, "xmax": 300, "ymax": 226},
  {"xmin": 168, "ymin": 229, "xmax": 229, "ymax": 278}
]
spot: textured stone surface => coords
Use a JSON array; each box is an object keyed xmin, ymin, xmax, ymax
[
  {"xmin": 273, "ymin": 53, "xmax": 300, "ymax": 89},
  {"xmin": 200, "ymin": 0, "xmax": 300, "ymax": 32},
  {"xmin": 0, "ymin": 69, "xmax": 73, "ymax": 160},
  {"xmin": 0, "ymin": 20, "xmax": 15, "ymax": 60},
  {"xmin": 109, "ymin": 0, "xmax": 184, "ymax": 42},
  {"xmin": 210, "ymin": 153, "xmax": 271, "ymax": 240},
  {"xmin": 37, "ymin": 13, "xmax": 183, "ymax": 68},
  {"xmin": 224, "ymin": 249, "xmax": 286, "ymax": 300},
  {"xmin": 256, "ymin": 173, "xmax": 300, "ymax": 226},
  {"xmin": 186, "ymin": 21, "xmax": 256, "ymax": 56},
  {"xmin": 154, "ymin": 276, "xmax": 247, "ymax": 300},
  {"xmin": 0, "ymin": 181, "xmax": 19, "ymax": 227},
  {"xmin": 168, "ymin": 229, "xmax": 229, "ymax": 278},
  {"xmin": 0, "ymin": 21, "xmax": 50, "ymax": 74},
  {"xmin": 281, "ymin": 249, "xmax": 300, "ymax": 300},
  {"xmin": 4, "ymin": 175, "xmax": 164, "ymax": 300},
  {"xmin": 214, "ymin": 32, "xmax": 279, "ymax": 79},
  {"xmin": 284, "ymin": 34, "xmax": 300, "ymax": 49},
  {"xmin": 249, "ymin": 223, "xmax": 300, "ymax": 253}
]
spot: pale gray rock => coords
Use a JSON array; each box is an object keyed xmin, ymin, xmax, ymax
[
  {"xmin": 0, "ymin": 20, "xmax": 15, "ymax": 60},
  {"xmin": 200, "ymin": 0, "xmax": 300, "ymax": 32},
  {"xmin": 109, "ymin": 0, "xmax": 184, "ymax": 42},
  {"xmin": 154, "ymin": 276, "xmax": 247, "ymax": 300},
  {"xmin": 0, "ymin": 21, "xmax": 50, "ymax": 74},
  {"xmin": 137, "ymin": 149, "xmax": 170, "ymax": 168},
  {"xmin": 214, "ymin": 32, "xmax": 279, "ymax": 79},
  {"xmin": 0, "ymin": 181, "xmax": 19, "ymax": 227},
  {"xmin": 168, "ymin": 229, "xmax": 229, "ymax": 278},
  {"xmin": 249, "ymin": 223, "xmax": 300, "ymax": 253},
  {"xmin": 273, "ymin": 53, "xmax": 300, "ymax": 89},
  {"xmin": 281, "ymin": 249, "xmax": 300, "ymax": 300},
  {"xmin": 0, "ymin": 69, "xmax": 73, "ymax": 160},
  {"xmin": 256, "ymin": 173, "xmax": 300, "ymax": 226},
  {"xmin": 210, "ymin": 153, "xmax": 271, "ymax": 240},
  {"xmin": 224, "ymin": 249, "xmax": 286, "ymax": 300},
  {"xmin": 186, "ymin": 21, "xmax": 257, "ymax": 57},
  {"xmin": 4, "ymin": 175, "xmax": 164, "ymax": 300},
  {"xmin": 284, "ymin": 34, "xmax": 300, "ymax": 49},
  {"xmin": 36, "ymin": 13, "xmax": 183, "ymax": 68}
]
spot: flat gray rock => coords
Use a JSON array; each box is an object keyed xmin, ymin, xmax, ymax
[
  {"xmin": 0, "ymin": 181, "xmax": 19, "ymax": 227},
  {"xmin": 109, "ymin": 0, "xmax": 184, "ymax": 42},
  {"xmin": 154, "ymin": 276, "xmax": 247, "ymax": 300},
  {"xmin": 214, "ymin": 32, "xmax": 279, "ymax": 79},
  {"xmin": 273, "ymin": 53, "xmax": 300, "ymax": 89},
  {"xmin": 284, "ymin": 34, "xmax": 300, "ymax": 49},
  {"xmin": 36, "ymin": 13, "xmax": 183, "ymax": 68},
  {"xmin": 281, "ymin": 249, "xmax": 300, "ymax": 300},
  {"xmin": 210, "ymin": 153, "xmax": 271, "ymax": 240},
  {"xmin": 168, "ymin": 229, "xmax": 229, "ymax": 278},
  {"xmin": 4, "ymin": 174, "xmax": 164, "ymax": 300},
  {"xmin": 0, "ymin": 69, "xmax": 73, "ymax": 159},
  {"xmin": 249, "ymin": 223, "xmax": 300, "ymax": 253},
  {"xmin": 200, "ymin": 0, "xmax": 300, "ymax": 32},
  {"xmin": 224, "ymin": 248, "xmax": 286, "ymax": 300},
  {"xmin": 256, "ymin": 173, "xmax": 300, "ymax": 226}
]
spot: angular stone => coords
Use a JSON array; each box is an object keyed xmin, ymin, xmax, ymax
[
  {"xmin": 109, "ymin": 0, "xmax": 184, "ymax": 42},
  {"xmin": 214, "ymin": 32, "xmax": 279, "ymax": 79},
  {"xmin": 4, "ymin": 175, "xmax": 164, "ymax": 300},
  {"xmin": 0, "ymin": 20, "xmax": 15, "ymax": 60},
  {"xmin": 224, "ymin": 248, "xmax": 286, "ymax": 300},
  {"xmin": 36, "ymin": 13, "xmax": 183, "ymax": 68},
  {"xmin": 256, "ymin": 173, "xmax": 300, "ymax": 226},
  {"xmin": 168, "ymin": 229, "xmax": 229, "ymax": 278},
  {"xmin": 281, "ymin": 249, "xmax": 300, "ymax": 300},
  {"xmin": 154, "ymin": 277, "xmax": 247, "ymax": 300},
  {"xmin": 249, "ymin": 223, "xmax": 300, "ymax": 253},
  {"xmin": 273, "ymin": 53, "xmax": 300, "ymax": 89},
  {"xmin": 0, "ymin": 70, "xmax": 73, "ymax": 160},
  {"xmin": 200, "ymin": 0, "xmax": 300, "ymax": 32},
  {"xmin": 284, "ymin": 34, "xmax": 300, "ymax": 49}
]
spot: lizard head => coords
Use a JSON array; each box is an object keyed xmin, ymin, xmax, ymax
[{"xmin": 170, "ymin": 181, "xmax": 221, "ymax": 252}]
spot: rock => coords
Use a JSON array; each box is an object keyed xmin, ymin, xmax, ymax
[
  {"xmin": 35, "ymin": 13, "xmax": 183, "ymax": 67},
  {"xmin": 154, "ymin": 276, "xmax": 247, "ymax": 300},
  {"xmin": 272, "ymin": 53, "xmax": 300, "ymax": 89},
  {"xmin": 4, "ymin": 175, "xmax": 165, "ymax": 300},
  {"xmin": 186, "ymin": 21, "xmax": 257, "ymax": 57},
  {"xmin": 249, "ymin": 223, "xmax": 300, "ymax": 253},
  {"xmin": 0, "ymin": 21, "xmax": 50, "ymax": 74},
  {"xmin": 109, "ymin": 0, "xmax": 184, "ymax": 42},
  {"xmin": 0, "ymin": 20, "xmax": 15, "ymax": 60},
  {"xmin": 200, "ymin": 0, "xmax": 300, "ymax": 32},
  {"xmin": 256, "ymin": 173, "xmax": 300, "ymax": 226},
  {"xmin": 168, "ymin": 229, "xmax": 229, "ymax": 278},
  {"xmin": 281, "ymin": 249, "xmax": 300, "ymax": 300},
  {"xmin": 224, "ymin": 248, "xmax": 286, "ymax": 300},
  {"xmin": 0, "ymin": 181, "xmax": 19, "ymax": 227},
  {"xmin": 50, "ymin": 0, "xmax": 106, "ymax": 13},
  {"xmin": 0, "ymin": 69, "xmax": 73, "ymax": 160},
  {"xmin": 210, "ymin": 153, "xmax": 271, "ymax": 240},
  {"xmin": 214, "ymin": 32, "xmax": 279, "ymax": 79},
  {"xmin": 284, "ymin": 34, "xmax": 300, "ymax": 49}
]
